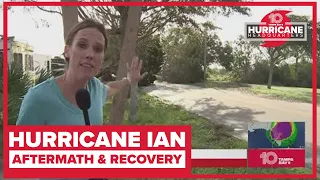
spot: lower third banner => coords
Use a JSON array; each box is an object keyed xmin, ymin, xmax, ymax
[{"xmin": 4, "ymin": 125, "xmax": 192, "ymax": 178}]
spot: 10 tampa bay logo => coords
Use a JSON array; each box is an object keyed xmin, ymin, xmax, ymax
[{"xmin": 244, "ymin": 10, "xmax": 307, "ymax": 47}]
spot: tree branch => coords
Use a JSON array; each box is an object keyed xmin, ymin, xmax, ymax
[
  {"xmin": 257, "ymin": 47, "xmax": 270, "ymax": 60},
  {"xmin": 78, "ymin": 6, "xmax": 89, "ymax": 20},
  {"xmin": 111, "ymin": 0, "xmax": 125, "ymax": 14},
  {"xmin": 142, "ymin": 6, "xmax": 159, "ymax": 12},
  {"xmin": 95, "ymin": 6, "xmax": 113, "ymax": 27},
  {"xmin": 138, "ymin": 18, "xmax": 172, "ymax": 42},
  {"xmin": 36, "ymin": 6, "xmax": 62, "ymax": 15}
]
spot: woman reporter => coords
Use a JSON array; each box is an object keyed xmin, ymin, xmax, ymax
[{"xmin": 16, "ymin": 18, "xmax": 145, "ymax": 126}]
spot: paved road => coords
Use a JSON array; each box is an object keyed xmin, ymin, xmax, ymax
[{"xmin": 142, "ymin": 81, "xmax": 320, "ymax": 169}]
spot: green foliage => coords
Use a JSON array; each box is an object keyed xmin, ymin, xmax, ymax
[
  {"xmin": 216, "ymin": 42, "xmax": 234, "ymax": 71},
  {"xmin": 246, "ymin": 60, "xmax": 270, "ymax": 84},
  {"xmin": 95, "ymin": 2, "xmax": 251, "ymax": 84},
  {"xmin": 103, "ymin": 34, "xmax": 121, "ymax": 75},
  {"xmin": 224, "ymin": 15, "xmax": 320, "ymax": 89},
  {"xmin": 161, "ymin": 27, "xmax": 234, "ymax": 83},
  {"xmin": 296, "ymin": 61, "xmax": 313, "ymax": 88},
  {"xmin": 282, "ymin": 15, "xmax": 311, "ymax": 60},
  {"xmin": 300, "ymin": 18, "xmax": 320, "ymax": 58},
  {"xmin": 229, "ymin": 35, "xmax": 254, "ymax": 81},
  {"xmin": 6, "ymin": 63, "xmax": 56, "ymax": 126},
  {"xmin": 50, "ymin": 56, "xmax": 66, "ymax": 77},
  {"xmin": 95, "ymin": 4, "xmax": 251, "ymax": 38},
  {"xmin": 277, "ymin": 63, "xmax": 297, "ymax": 86},
  {"xmin": 34, "ymin": 66, "xmax": 52, "ymax": 85},
  {"xmin": 237, "ymin": 59, "xmax": 317, "ymax": 88},
  {"xmin": 207, "ymin": 68, "xmax": 233, "ymax": 82},
  {"xmin": 281, "ymin": 15, "xmax": 320, "ymax": 74},
  {"xmin": 0, "ymin": 50, "xmax": 55, "ymax": 126},
  {"xmin": 161, "ymin": 27, "xmax": 204, "ymax": 83},
  {"xmin": 6, "ymin": 61, "xmax": 33, "ymax": 125},
  {"xmin": 205, "ymin": 33, "xmax": 235, "ymax": 70},
  {"xmin": 100, "ymin": 34, "xmax": 165, "ymax": 86},
  {"xmin": 137, "ymin": 35, "xmax": 165, "ymax": 86}
]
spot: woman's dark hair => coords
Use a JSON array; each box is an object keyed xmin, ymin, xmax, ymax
[{"xmin": 64, "ymin": 18, "xmax": 108, "ymax": 62}]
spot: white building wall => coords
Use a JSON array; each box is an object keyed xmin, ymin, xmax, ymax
[{"xmin": 33, "ymin": 53, "xmax": 52, "ymax": 71}]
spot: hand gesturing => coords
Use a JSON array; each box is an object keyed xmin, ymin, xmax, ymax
[{"xmin": 127, "ymin": 56, "xmax": 147, "ymax": 84}]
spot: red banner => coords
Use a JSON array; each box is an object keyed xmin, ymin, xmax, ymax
[
  {"xmin": 247, "ymin": 149, "xmax": 305, "ymax": 168},
  {"xmin": 4, "ymin": 125, "xmax": 192, "ymax": 178}
]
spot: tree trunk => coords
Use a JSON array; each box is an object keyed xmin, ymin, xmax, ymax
[
  {"xmin": 295, "ymin": 56, "xmax": 299, "ymax": 77},
  {"xmin": 267, "ymin": 59, "xmax": 275, "ymax": 89},
  {"xmin": 109, "ymin": 4, "xmax": 142, "ymax": 125},
  {"xmin": 129, "ymin": 83, "xmax": 138, "ymax": 121},
  {"xmin": 203, "ymin": 32, "xmax": 207, "ymax": 82},
  {"xmin": 60, "ymin": 0, "xmax": 79, "ymax": 41},
  {"xmin": 245, "ymin": 60, "xmax": 251, "ymax": 82}
]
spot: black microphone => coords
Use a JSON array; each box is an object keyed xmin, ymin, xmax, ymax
[
  {"xmin": 75, "ymin": 89, "xmax": 108, "ymax": 180},
  {"xmin": 75, "ymin": 88, "xmax": 91, "ymax": 125}
]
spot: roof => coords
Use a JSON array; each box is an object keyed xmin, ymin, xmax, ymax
[{"xmin": 0, "ymin": 35, "xmax": 15, "ymax": 40}]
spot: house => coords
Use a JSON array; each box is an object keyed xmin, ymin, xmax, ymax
[
  {"xmin": 0, "ymin": 36, "xmax": 35, "ymax": 76},
  {"xmin": 0, "ymin": 36, "xmax": 61, "ymax": 76}
]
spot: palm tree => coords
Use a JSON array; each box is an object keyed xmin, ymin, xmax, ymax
[
  {"xmin": 0, "ymin": 56, "xmax": 33, "ymax": 125},
  {"xmin": 34, "ymin": 66, "xmax": 53, "ymax": 85},
  {"xmin": 0, "ymin": 52, "xmax": 60, "ymax": 125}
]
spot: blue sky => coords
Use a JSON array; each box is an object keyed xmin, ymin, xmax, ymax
[{"xmin": 0, "ymin": 0, "xmax": 318, "ymax": 56}]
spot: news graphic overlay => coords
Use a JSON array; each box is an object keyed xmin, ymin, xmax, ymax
[
  {"xmin": 5, "ymin": 126, "xmax": 192, "ymax": 178},
  {"xmin": 191, "ymin": 149, "xmax": 248, "ymax": 168},
  {"xmin": 247, "ymin": 122, "xmax": 305, "ymax": 168},
  {"xmin": 244, "ymin": 10, "xmax": 307, "ymax": 47}
]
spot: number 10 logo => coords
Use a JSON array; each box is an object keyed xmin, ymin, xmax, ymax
[{"xmin": 260, "ymin": 152, "xmax": 278, "ymax": 165}]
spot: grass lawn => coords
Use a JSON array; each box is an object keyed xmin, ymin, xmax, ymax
[
  {"xmin": 205, "ymin": 79, "xmax": 319, "ymax": 104},
  {"xmin": 102, "ymin": 92, "xmax": 316, "ymax": 179},
  {"xmin": 248, "ymin": 84, "xmax": 317, "ymax": 103}
]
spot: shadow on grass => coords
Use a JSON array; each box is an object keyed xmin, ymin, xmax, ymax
[{"xmin": 191, "ymin": 97, "xmax": 265, "ymax": 140}]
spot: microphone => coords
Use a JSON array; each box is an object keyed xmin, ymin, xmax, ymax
[
  {"xmin": 75, "ymin": 88, "xmax": 91, "ymax": 125},
  {"xmin": 75, "ymin": 89, "xmax": 108, "ymax": 180}
]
